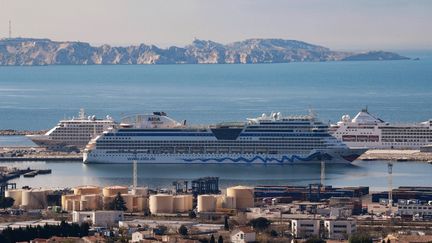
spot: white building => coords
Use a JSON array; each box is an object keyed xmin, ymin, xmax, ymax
[
  {"xmin": 324, "ymin": 219, "xmax": 356, "ymax": 240},
  {"xmin": 397, "ymin": 203, "xmax": 432, "ymax": 216},
  {"xmin": 72, "ymin": 210, "xmax": 124, "ymax": 227},
  {"xmin": 230, "ymin": 227, "xmax": 256, "ymax": 243},
  {"xmin": 291, "ymin": 219, "xmax": 320, "ymax": 238},
  {"xmin": 131, "ymin": 230, "xmax": 154, "ymax": 242}
]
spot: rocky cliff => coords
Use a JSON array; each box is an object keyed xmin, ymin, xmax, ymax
[{"xmin": 0, "ymin": 38, "xmax": 409, "ymax": 65}]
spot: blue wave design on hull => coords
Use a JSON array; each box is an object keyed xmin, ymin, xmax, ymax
[{"xmin": 182, "ymin": 152, "xmax": 333, "ymax": 163}]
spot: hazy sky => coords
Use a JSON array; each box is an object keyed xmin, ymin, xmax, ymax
[{"xmin": 0, "ymin": 0, "xmax": 431, "ymax": 50}]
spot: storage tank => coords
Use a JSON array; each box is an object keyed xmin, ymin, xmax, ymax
[
  {"xmin": 81, "ymin": 194, "xmax": 101, "ymax": 210},
  {"xmin": 183, "ymin": 195, "xmax": 193, "ymax": 211},
  {"xmin": 227, "ymin": 186, "xmax": 254, "ymax": 209},
  {"xmin": 72, "ymin": 200, "xmax": 80, "ymax": 211},
  {"xmin": 103, "ymin": 186, "xmax": 128, "ymax": 197},
  {"xmin": 215, "ymin": 195, "xmax": 236, "ymax": 209},
  {"xmin": 197, "ymin": 195, "xmax": 216, "ymax": 212},
  {"xmin": 66, "ymin": 200, "xmax": 73, "ymax": 211},
  {"xmin": 173, "ymin": 196, "xmax": 184, "ymax": 213},
  {"xmin": 5, "ymin": 189, "xmax": 22, "ymax": 207},
  {"xmin": 61, "ymin": 194, "xmax": 80, "ymax": 210},
  {"xmin": 224, "ymin": 196, "xmax": 236, "ymax": 209},
  {"xmin": 135, "ymin": 197, "xmax": 149, "ymax": 212},
  {"xmin": 80, "ymin": 200, "xmax": 88, "ymax": 211},
  {"xmin": 132, "ymin": 187, "xmax": 148, "ymax": 196},
  {"xmin": 121, "ymin": 194, "xmax": 134, "ymax": 212},
  {"xmin": 73, "ymin": 185, "xmax": 100, "ymax": 195},
  {"xmin": 149, "ymin": 194, "xmax": 173, "ymax": 214},
  {"xmin": 21, "ymin": 189, "xmax": 51, "ymax": 209}
]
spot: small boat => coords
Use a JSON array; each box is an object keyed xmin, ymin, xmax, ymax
[{"xmin": 23, "ymin": 171, "xmax": 38, "ymax": 177}]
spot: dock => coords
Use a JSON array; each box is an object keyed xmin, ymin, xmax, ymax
[{"xmin": 359, "ymin": 149, "xmax": 432, "ymax": 162}]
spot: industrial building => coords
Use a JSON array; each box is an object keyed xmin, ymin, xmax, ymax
[
  {"xmin": 372, "ymin": 186, "xmax": 432, "ymax": 203},
  {"xmin": 191, "ymin": 177, "xmax": 220, "ymax": 196},
  {"xmin": 397, "ymin": 201, "xmax": 432, "ymax": 217},
  {"xmin": 254, "ymin": 185, "xmax": 369, "ymax": 201},
  {"xmin": 72, "ymin": 210, "xmax": 124, "ymax": 227}
]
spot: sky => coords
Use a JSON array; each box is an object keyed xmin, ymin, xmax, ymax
[{"xmin": 0, "ymin": 0, "xmax": 431, "ymax": 50}]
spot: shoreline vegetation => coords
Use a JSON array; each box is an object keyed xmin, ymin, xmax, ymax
[{"xmin": 0, "ymin": 37, "xmax": 409, "ymax": 66}]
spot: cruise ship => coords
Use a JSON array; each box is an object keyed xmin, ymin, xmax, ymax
[
  {"xmin": 83, "ymin": 111, "xmax": 366, "ymax": 164},
  {"xmin": 330, "ymin": 108, "xmax": 432, "ymax": 149},
  {"xmin": 27, "ymin": 109, "xmax": 116, "ymax": 151}
]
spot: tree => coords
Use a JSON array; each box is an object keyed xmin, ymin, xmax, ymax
[
  {"xmin": 249, "ymin": 217, "xmax": 271, "ymax": 231},
  {"xmin": 154, "ymin": 226, "xmax": 167, "ymax": 235},
  {"xmin": 305, "ymin": 237, "xmax": 326, "ymax": 243},
  {"xmin": 189, "ymin": 210, "xmax": 197, "ymax": 219},
  {"xmin": 218, "ymin": 235, "xmax": 223, "ymax": 243},
  {"xmin": 349, "ymin": 232, "xmax": 373, "ymax": 243},
  {"xmin": 0, "ymin": 197, "xmax": 15, "ymax": 209},
  {"xmin": 109, "ymin": 192, "xmax": 127, "ymax": 211},
  {"xmin": 210, "ymin": 234, "xmax": 215, "ymax": 243},
  {"xmin": 178, "ymin": 225, "xmax": 188, "ymax": 236},
  {"xmin": 270, "ymin": 229, "xmax": 278, "ymax": 237}
]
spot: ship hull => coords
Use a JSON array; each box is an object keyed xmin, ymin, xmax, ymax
[{"xmin": 83, "ymin": 148, "xmax": 366, "ymax": 164}]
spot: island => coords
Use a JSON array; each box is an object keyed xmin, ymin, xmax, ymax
[{"xmin": 0, "ymin": 38, "xmax": 409, "ymax": 66}]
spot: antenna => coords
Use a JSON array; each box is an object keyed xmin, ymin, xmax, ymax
[
  {"xmin": 320, "ymin": 160, "xmax": 325, "ymax": 191},
  {"xmin": 8, "ymin": 20, "xmax": 12, "ymax": 39},
  {"xmin": 132, "ymin": 150, "xmax": 138, "ymax": 194},
  {"xmin": 387, "ymin": 162, "xmax": 393, "ymax": 215}
]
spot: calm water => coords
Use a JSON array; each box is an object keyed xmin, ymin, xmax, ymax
[
  {"xmin": 1, "ymin": 160, "xmax": 431, "ymax": 191},
  {"xmin": 1, "ymin": 51, "xmax": 432, "ymax": 189},
  {"xmin": 0, "ymin": 51, "xmax": 432, "ymax": 130}
]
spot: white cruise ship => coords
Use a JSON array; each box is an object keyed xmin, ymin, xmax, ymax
[
  {"xmin": 330, "ymin": 108, "xmax": 432, "ymax": 149},
  {"xmin": 83, "ymin": 111, "xmax": 366, "ymax": 164},
  {"xmin": 27, "ymin": 109, "xmax": 116, "ymax": 151}
]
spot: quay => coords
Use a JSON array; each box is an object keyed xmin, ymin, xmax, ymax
[
  {"xmin": 0, "ymin": 156, "xmax": 82, "ymax": 162},
  {"xmin": 359, "ymin": 149, "xmax": 432, "ymax": 162},
  {"xmin": 0, "ymin": 129, "xmax": 46, "ymax": 136},
  {"xmin": 0, "ymin": 146, "xmax": 82, "ymax": 162},
  {"xmin": 0, "ymin": 167, "xmax": 51, "ymax": 183}
]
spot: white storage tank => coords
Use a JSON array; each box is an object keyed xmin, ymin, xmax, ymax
[
  {"xmin": 227, "ymin": 186, "xmax": 254, "ymax": 209},
  {"xmin": 103, "ymin": 186, "xmax": 128, "ymax": 197},
  {"xmin": 149, "ymin": 194, "xmax": 173, "ymax": 214},
  {"xmin": 197, "ymin": 195, "xmax": 216, "ymax": 212},
  {"xmin": 73, "ymin": 185, "xmax": 100, "ymax": 195},
  {"xmin": 5, "ymin": 189, "xmax": 23, "ymax": 207}
]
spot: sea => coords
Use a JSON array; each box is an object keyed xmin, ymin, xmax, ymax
[{"xmin": 1, "ymin": 50, "xmax": 432, "ymax": 190}]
